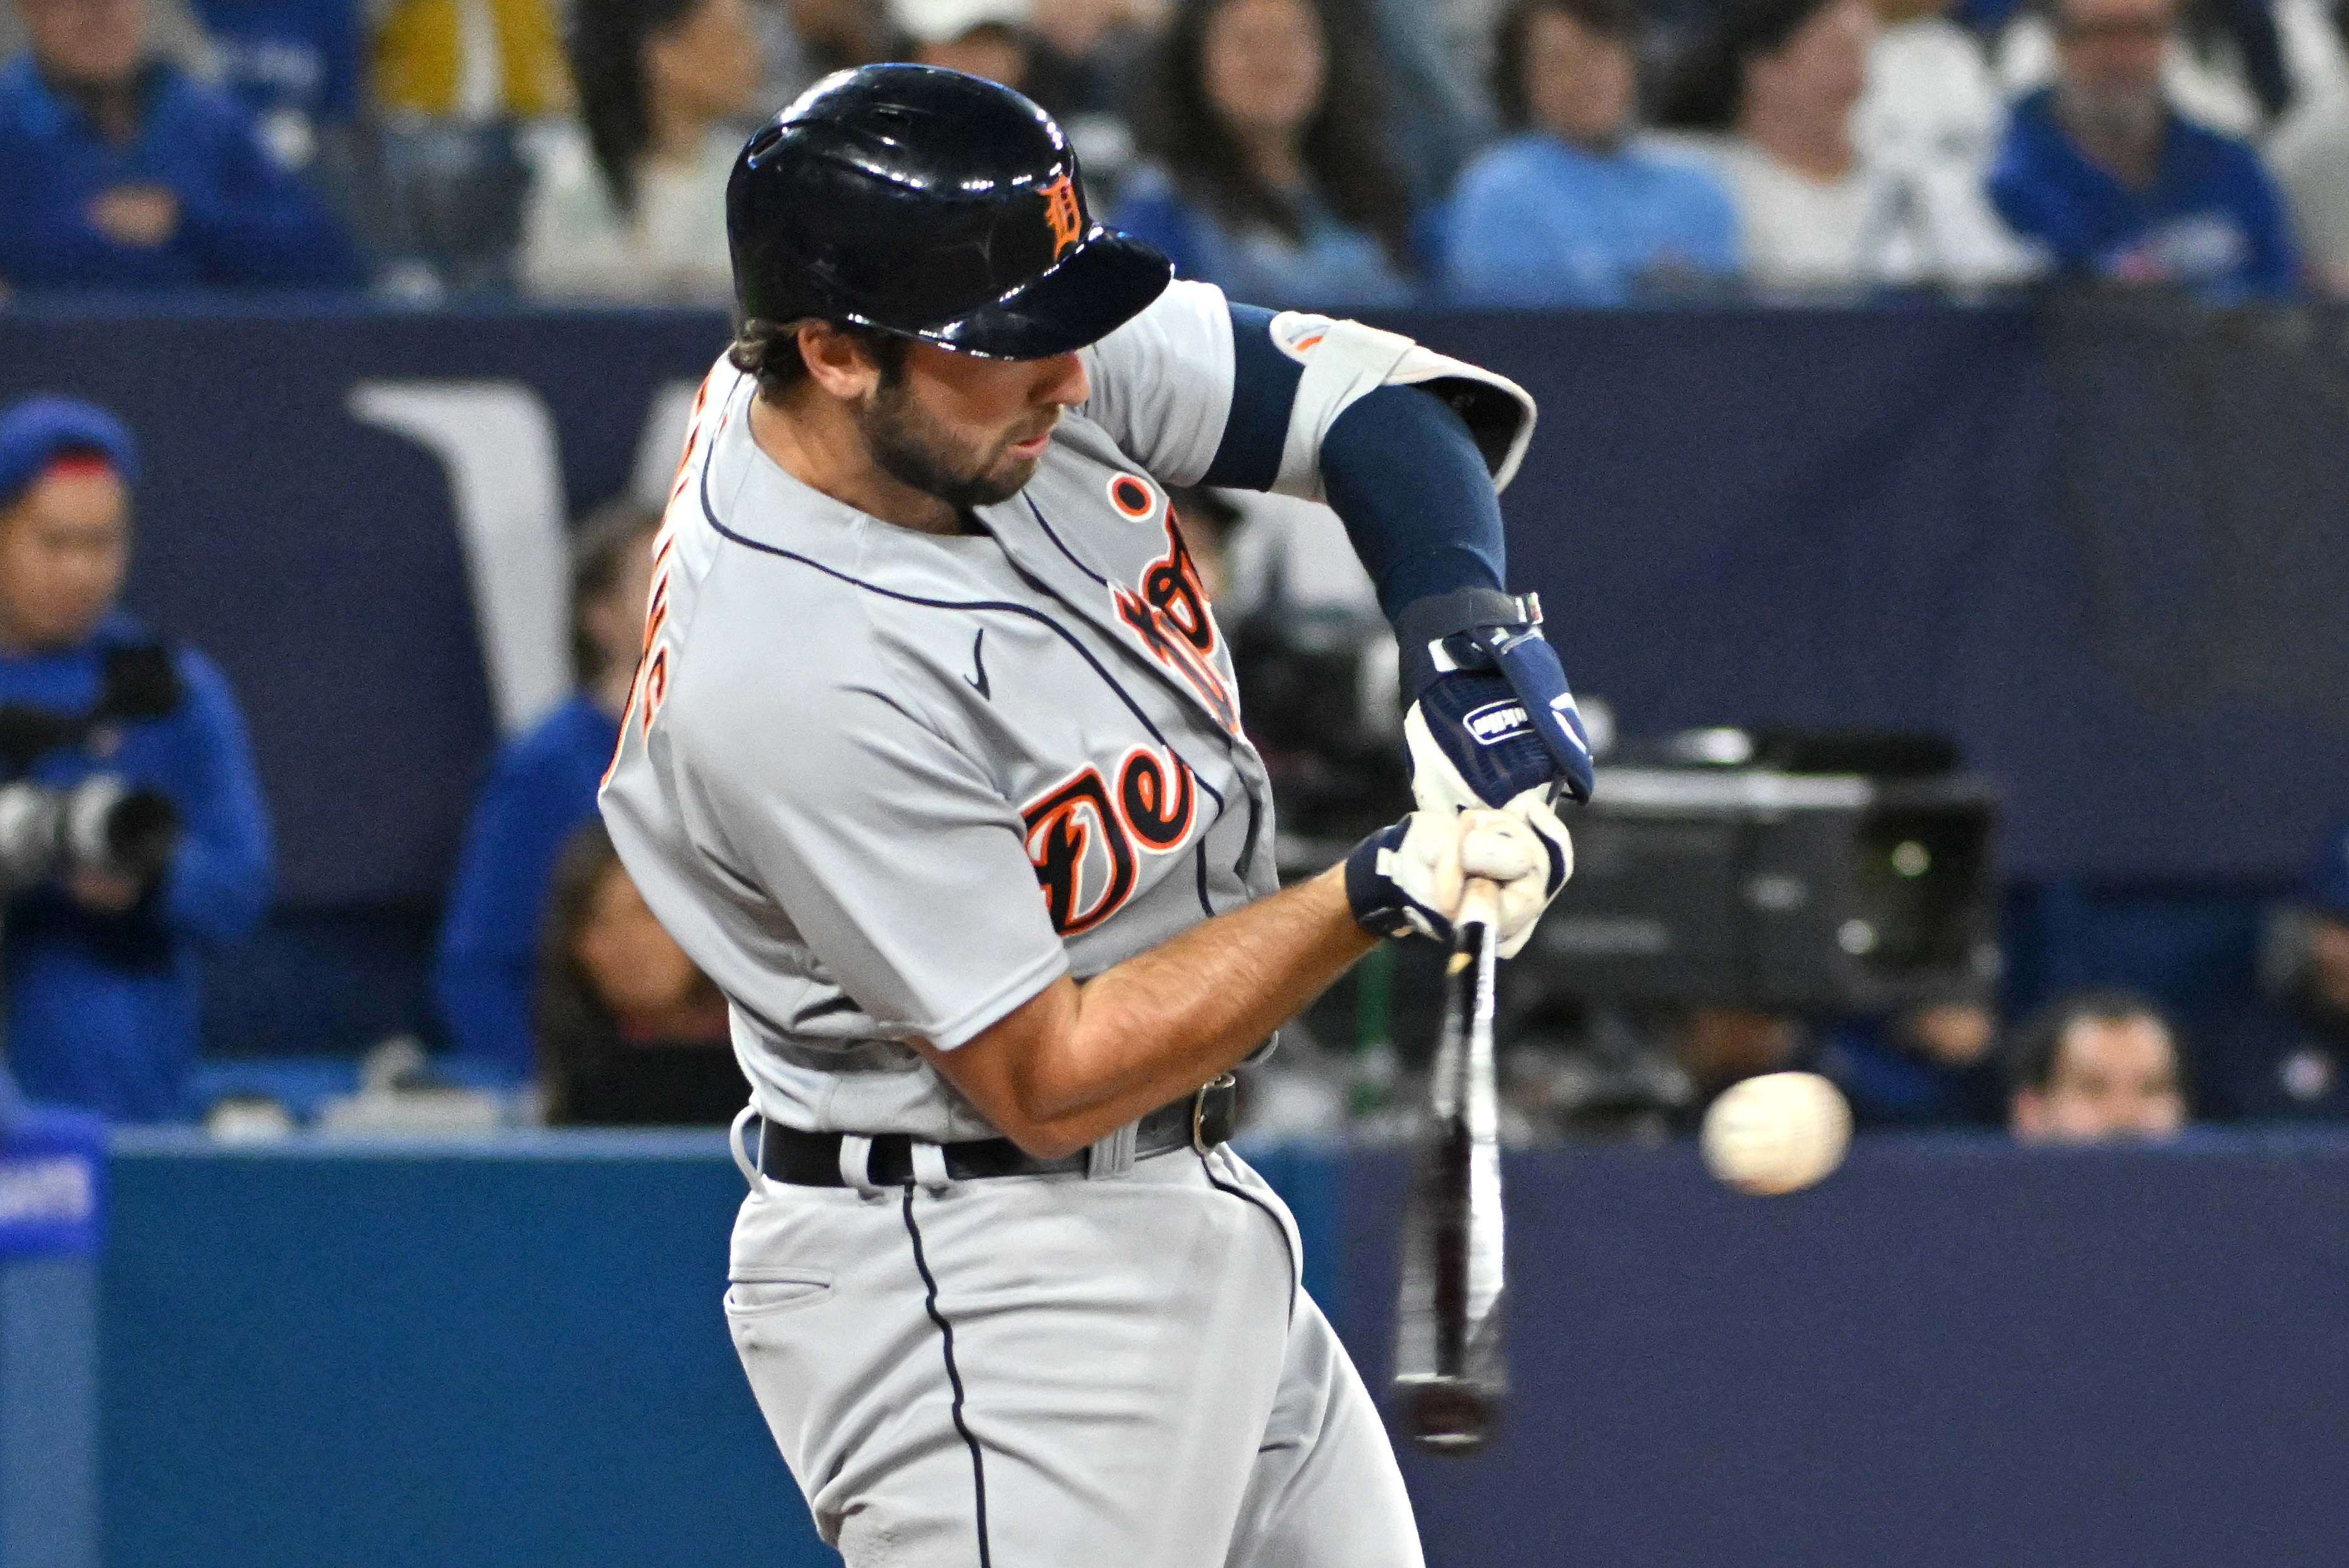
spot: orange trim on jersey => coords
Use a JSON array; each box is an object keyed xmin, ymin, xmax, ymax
[
  {"xmin": 667, "ymin": 372, "xmax": 715, "ymax": 504},
  {"xmin": 1108, "ymin": 473, "xmax": 1156, "ymax": 521}
]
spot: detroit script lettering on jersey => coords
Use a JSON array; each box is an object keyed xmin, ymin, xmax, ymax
[{"xmin": 1111, "ymin": 513, "xmax": 1234, "ymax": 734}]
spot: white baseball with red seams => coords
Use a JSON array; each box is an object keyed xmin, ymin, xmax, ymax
[{"xmin": 1702, "ymin": 1071, "xmax": 1855, "ymax": 1196}]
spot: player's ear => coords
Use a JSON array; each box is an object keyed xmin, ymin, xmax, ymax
[{"xmin": 798, "ymin": 322, "xmax": 883, "ymax": 401}]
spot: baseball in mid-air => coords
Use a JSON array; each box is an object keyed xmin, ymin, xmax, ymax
[{"xmin": 1700, "ymin": 1072, "xmax": 1853, "ymax": 1195}]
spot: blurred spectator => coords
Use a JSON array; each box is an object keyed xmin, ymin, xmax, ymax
[
  {"xmin": 1033, "ymin": 0, "xmax": 1156, "ymax": 100},
  {"xmin": 368, "ymin": 0, "xmax": 572, "ymax": 294},
  {"xmin": 1678, "ymin": 1005, "xmax": 1807, "ymax": 1114},
  {"xmin": 1114, "ymin": 0, "xmax": 1421, "ymax": 308},
  {"xmin": 0, "ymin": 397, "xmax": 270, "ymax": 1122},
  {"xmin": 1853, "ymin": 0, "xmax": 2005, "ymax": 182},
  {"xmin": 754, "ymin": 0, "xmax": 900, "ymax": 109},
  {"xmin": 371, "ymin": 0, "xmax": 570, "ymax": 121},
  {"xmin": 0, "ymin": 0, "xmax": 212, "ymax": 79},
  {"xmin": 1660, "ymin": 0, "xmax": 2028, "ymax": 290},
  {"xmin": 2269, "ymin": 0, "xmax": 2349, "ymax": 297},
  {"xmin": 1994, "ymin": 0, "xmax": 2299, "ymax": 140},
  {"xmin": 1446, "ymin": 0, "xmax": 1739, "ymax": 304},
  {"xmin": 537, "ymin": 821, "xmax": 744, "ymax": 1125},
  {"xmin": 518, "ymin": 0, "xmax": 760, "ymax": 302},
  {"xmin": 2007, "ymin": 988, "xmax": 2187, "ymax": 1142},
  {"xmin": 1814, "ymin": 1000, "xmax": 2005, "ymax": 1127},
  {"xmin": 182, "ymin": 0, "xmax": 361, "ymax": 169},
  {"xmin": 897, "ymin": 0, "xmax": 1038, "ymax": 90},
  {"xmin": 437, "ymin": 500, "xmax": 657, "ymax": 1082},
  {"xmin": 1987, "ymin": 0, "xmax": 2298, "ymax": 300},
  {"xmin": 0, "ymin": 0, "xmax": 361, "ymax": 290},
  {"xmin": 1028, "ymin": 0, "xmax": 1159, "ymax": 200},
  {"xmin": 2209, "ymin": 825, "xmax": 2349, "ymax": 1119}
]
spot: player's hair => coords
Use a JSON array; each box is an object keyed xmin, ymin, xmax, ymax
[
  {"xmin": 727, "ymin": 318, "xmax": 912, "ymax": 404},
  {"xmin": 568, "ymin": 0, "xmax": 712, "ymax": 215},
  {"xmin": 1138, "ymin": 0, "xmax": 1418, "ymax": 277},
  {"xmin": 2005, "ymin": 988, "xmax": 2180, "ymax": 1094},
  {"xmin": 571, "ymin": 497, "xmax": 662, "ymax": 685},
  {"xmin": 1654, "ymin": 0, "xmax": 1841, "ymax": 131},
  {"xmin": 1491, "ymin": 0, "xmax": 1641, "ymax": 131}
]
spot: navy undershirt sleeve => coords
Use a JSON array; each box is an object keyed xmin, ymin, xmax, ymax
[
  {"xmin": 1320, "ymin": 387, "xmax": 1507, "ymax": 622},
  {"xmin": 1201, "ymin": 304, "xmax": 1298, "ymax": 491},
  {"xmin": 1202, "ymin": 304, "xmax": 1507, "ymax": 623}
]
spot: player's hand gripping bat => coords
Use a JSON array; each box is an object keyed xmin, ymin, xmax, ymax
[{"xmin": 1390, "ymin": 873, "xmax": 1506, "ymax": 1453}]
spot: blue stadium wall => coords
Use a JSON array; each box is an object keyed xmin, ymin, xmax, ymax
[{"xmin": 91, "ymin": 1130, "xmax": 2349, "ymax": 1568}]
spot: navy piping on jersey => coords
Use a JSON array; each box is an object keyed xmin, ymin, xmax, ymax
[
  {"xmin": 1195, "ymin": 1148, "xmax": 1298, "ymax": 1322},
  {"xmin": 1010, "ymin": 495, "xmax": 1268, "ymax": 901},
  {"xmin": 980, "ymin": 520, "xmax": 1253, "ymax": 916},
  {"xmin": 902, "ymin": 1187, "xmax": 992, "ymax": 1567},
  {"xmin": 1021, "ymin": 495, "xmax": 1108, "ymax": 586},
  {"xmin": 698, "ymin": 433, "xmax": 1228, "ymax": 919}
]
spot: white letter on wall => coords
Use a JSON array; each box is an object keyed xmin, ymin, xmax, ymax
[
  {"xmin": 630, "ymin": 379, "xmax": 704, "ymax": 512},
  {"xmin": 349, "ymin": 381, "xmax": 572, "ymax": 735}
]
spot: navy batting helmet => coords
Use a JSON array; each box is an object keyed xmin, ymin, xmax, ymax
[{"xmin": 727, "ymin": 64, "xmax": 1171, "ymax": 359}]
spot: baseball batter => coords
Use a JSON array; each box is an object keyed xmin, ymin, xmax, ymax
[{"xmin": 599, "ymin": 65, "xmax": 1595, "ymax": 1567}]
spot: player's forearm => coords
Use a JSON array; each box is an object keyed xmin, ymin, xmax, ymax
[{"xmin": 922, "ymin": 867, "xmax": 1375, "ymax": 1157}]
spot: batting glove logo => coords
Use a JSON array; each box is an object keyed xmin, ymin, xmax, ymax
[{"xmin": 1463, "ymin": 699, "xmax": 1531, "ymax": 746}]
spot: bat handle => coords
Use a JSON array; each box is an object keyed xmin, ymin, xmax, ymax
[{"xmin": 1456, "ymin": 874, "xmax": 1501, "ymax": 940}]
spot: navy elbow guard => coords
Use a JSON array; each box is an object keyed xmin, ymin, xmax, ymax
[{"xmin": 1396, "ymin": 587, "xmax": 1594, "ymax": 810}]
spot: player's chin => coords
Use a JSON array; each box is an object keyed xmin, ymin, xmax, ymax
[{"xmin": 971, "ymin": 453, "xmax": 1044, "ymax": 505}]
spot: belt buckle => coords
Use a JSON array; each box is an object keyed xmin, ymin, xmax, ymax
[{"xmin": 1191, "ymin": 1073, "xmax": 1236, "ymax": 1154}]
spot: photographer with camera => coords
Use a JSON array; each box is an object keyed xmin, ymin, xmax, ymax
[{"xmin": 0, "ymin": 397, "xmax": 269, "ymax": 1122}]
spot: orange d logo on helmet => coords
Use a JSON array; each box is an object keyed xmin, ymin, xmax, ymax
[{"xmin": 1042, "ymin": 176, "xmax": 1083, "ymax": 261}]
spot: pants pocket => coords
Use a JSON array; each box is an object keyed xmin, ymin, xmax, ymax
[{"xmin": 724, "ymin": 1270, "xmax": 834, "ymax": 1318}]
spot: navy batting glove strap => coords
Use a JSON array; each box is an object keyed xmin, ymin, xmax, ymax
[
  {"xmin": 1344, "ymin": 819, "xmax": 1452, "ymax": 945},
  {"xmin": 1395, "ymin": 590, "xmax": 1595, "ymax": 807},
  {"xmin": 1394, "ymin": 587, "xmax": 1530, "ymax": 700}
]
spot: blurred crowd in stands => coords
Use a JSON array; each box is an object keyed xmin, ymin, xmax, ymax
[
  {"xmin": 2, "ymin": 0, "xmax": 2348, "ymax": 303},
  {"xmin": 4, "ymin": 0, "xmax": 2349, "ymax": 1142},
  {"xmin": 7, "ymin": 382, "xmax": 2349, "ymax": 1147}
]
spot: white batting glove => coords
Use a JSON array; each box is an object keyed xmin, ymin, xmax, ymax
[{"xmin": 1344, "ymin": 805, "xmax": 1573, "ymax": 959}]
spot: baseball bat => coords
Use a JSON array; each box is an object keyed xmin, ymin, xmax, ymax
[{"xmin": 1390, "ymin": 874, "xmax": 1506, "ymax": 1453}]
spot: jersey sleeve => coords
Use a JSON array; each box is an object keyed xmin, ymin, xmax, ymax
[
  {"xmin": 676, "ymin": 671, "xmax": 1069, "ymax": 1051},
  {"xmin": 1074, "ymin": 277, "xmax": 1237, "ymax": 486}
]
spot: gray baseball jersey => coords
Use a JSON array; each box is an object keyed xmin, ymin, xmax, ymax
[{"xmin": 599, "ymin": 279, "xmax": 1282, "ymax": 1143}]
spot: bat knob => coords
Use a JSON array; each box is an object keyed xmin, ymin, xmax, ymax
[{"xmin": 1397, "ymin": 1379, "xmax": 1503, "ymax": 1455}]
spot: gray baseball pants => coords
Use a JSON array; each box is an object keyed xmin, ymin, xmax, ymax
[{"xmin": 723, "ymin": 1139, "xmax": 1425, "ymax": 1567}]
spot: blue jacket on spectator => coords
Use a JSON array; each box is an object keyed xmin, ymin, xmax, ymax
[
  {"xmin": 2, "ymin": 612, "xmax": 272, "ymax": 1122},
  {"xmin": 1445, "ymin": 132, "xmax": 1740, "ymax": 306},
  {"xmin": 1987, "ymin": 88, "xmax": 2297, "ymax": 302},
  {"xmin": 1111, "ymin": 168, "xmax": 1418, "ymax": 310},
  {"xmin": 188, "ymin": 0, "xmax": 363, "ymax": 146},
  {"xmin": 0, "ymin": 54, "xmax": 360, "ymax": 290},
  {"xmin": 435, "ymin": 694, "xmax": 620, "ymax": 1082},
  {"xmin": 1811, "ymin": 1015, "xmax": 2005, "ymax": 1130}
]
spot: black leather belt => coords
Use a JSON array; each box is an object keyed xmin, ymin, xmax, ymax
[{"xmin": 756, "ymin": 1077, "xmax": 1236, "ymax": 1187}]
